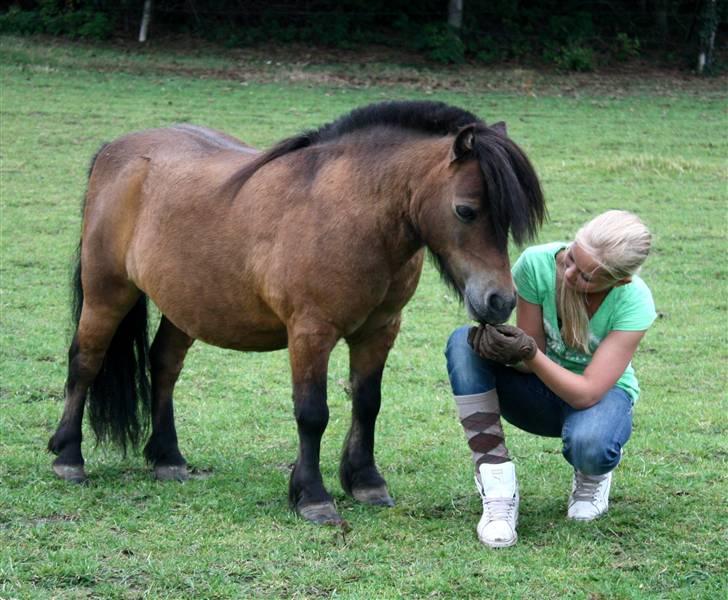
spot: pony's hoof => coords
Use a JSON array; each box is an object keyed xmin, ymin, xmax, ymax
[
  {"xmin": 154, "ymin": 465, "xmax": 189, "ymax": 482},
  {"xmin": 52, "ymin": 464, "xmax": 87, "ymax": 484},
  {"xmin": 352, "ymin": 485, "xmax": 395, "ymax": 507},
  {"xmin": 297, "ymin": 501, "xmax": 344, "ymax": 525}
]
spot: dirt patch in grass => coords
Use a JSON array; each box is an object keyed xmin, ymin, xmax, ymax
[
  {"xmin": 6, "ymin": 34, "xmax": 727, "ymax": 98},
  {"xmin": 115, "ymin": 49, "xmax": 728, "ymax": 97},
  {"xmin": 30, "ymin": 513, "xmax": 79, "ymax": 527},
  {"xmin": 230, "ymin": 45, "xmax": 726, "ymax": 98}
]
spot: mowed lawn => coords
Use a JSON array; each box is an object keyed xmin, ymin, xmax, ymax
[{"xmin": 0, "ymin": 36, "xmax": 726, "ymax": 599}]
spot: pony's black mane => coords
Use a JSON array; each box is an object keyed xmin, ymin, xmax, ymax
[
  {"xmin": 306, "ymin": 101, "xmax": 482, "ymax": 142},
  {"xmin": 227, "ymin": 100, "xmax": 545, "ymax": 253},
  {"xmin": 226, "ymin": 101, "xmax": 482, "ymax": 194}
]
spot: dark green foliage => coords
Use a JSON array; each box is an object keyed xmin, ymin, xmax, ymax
[
  {"xmin": 0, "ymin": 0, "xmax": 116, "ymax": 40},
  {"xmin": 414, "ymin": 23, "xmax": 465, "ymax": 64},
  {"xmin": 460, "ymin": 28, "xmax": 506, "ymax": 64},
  {"xmin": 614, "ymin": 33, "xmax": 641, "ymax": 62},
  {"xmin": 543, "ymin": 42, "xmax": 596, "ymax": 72},
  {"xmin": 544, "ymin": 11, "xmax": 595, "ymax": 44},
  {"xmin": 199, "ymin": 8, "xmax": 358, "ymax": 49},
  {"xmin": 1, "ymin": 0, "xmax": 725, "ymax": 69},
  {"xmin": 0, "ymin": 6, "xmax": 42, "ymax": 34},
  {"xmin": 301, "ymin": 12, "xmax": 353, "ymax": 48}
]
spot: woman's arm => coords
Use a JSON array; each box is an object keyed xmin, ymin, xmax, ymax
[
  {"xmin": 516, "ymin": 296, "xmax": 546, "ymax": 352},
  {"xmin": 523, "ymin": 330, "xmax": 646, "ymax": 409},
  {"xmin": 509, "ymin": 296, "xmax": 545, "ymax": 373}
]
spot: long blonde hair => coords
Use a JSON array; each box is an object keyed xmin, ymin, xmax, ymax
[{"xmin": 557, "ymin": 210, "xmax": 652, "ymax": 353}]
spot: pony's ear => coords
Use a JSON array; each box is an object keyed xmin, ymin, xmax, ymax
[
  {"xmin": 450, "ymin": 125, "xmax": 477, "ymax": 162},
  {"xmin": 490, "ymin": 121, "xmax": 508, "ymax": 136}
]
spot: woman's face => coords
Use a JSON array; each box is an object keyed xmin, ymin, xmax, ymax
[{"xmin": 562, "ymin": 243, "xmax": 619, "ymax": 294}]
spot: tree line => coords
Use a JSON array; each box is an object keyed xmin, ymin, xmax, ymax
[{"xmin": 1, "ymin": 1, "xmax": 724, "ymax": 72}]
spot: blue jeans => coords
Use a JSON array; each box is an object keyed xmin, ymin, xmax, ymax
[{"xmin": 445, "ymin": 326, "xmax": 633, "ymax": 476}]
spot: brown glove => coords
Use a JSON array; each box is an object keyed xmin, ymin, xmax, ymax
[{"xmin": 468, "ymin": 323, "xmax": 538, "ymax": 364}]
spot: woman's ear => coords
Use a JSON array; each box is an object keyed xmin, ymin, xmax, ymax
[{"xmin": 614, "ymin": 276, "xmax": 633, "ymax": 287}]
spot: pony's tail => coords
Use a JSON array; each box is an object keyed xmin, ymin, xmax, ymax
[
  {"xmin": 86, "ymin": 290, "xmax": 151, "ymax": 456},
  {"xmin": 72, "ymin": 145, "xmax": 152, "ymax": 456}
]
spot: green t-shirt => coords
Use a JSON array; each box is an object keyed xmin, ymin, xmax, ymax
[{"xmin": 512, "ymin": 242, "xmax": 656, "ymax": 402}]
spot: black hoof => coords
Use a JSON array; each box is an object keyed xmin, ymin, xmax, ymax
[
  {"xmin": 52, "ymin": 463, "xmax": 88, "ymax": 484},
  {"xmin": 154, "ymin": 464, "xmax": 189, "ymax": 482},
  {"xmin": 296, "ymin": 501, "xmax": 344, "ymax": 525},
  {"xmin": 351, "ymin": 485, "xmax": 395, "ymax": 507}
]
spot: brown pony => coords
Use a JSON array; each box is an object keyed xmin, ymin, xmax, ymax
[{"xmin": 48, "ymin": 101, "xmax": 544, "ymax": 524}]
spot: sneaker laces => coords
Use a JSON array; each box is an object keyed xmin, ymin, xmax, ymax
[
  {"xmin": 476, "ymin": 478, "xmax": 516, "ymax": 521},
  {"xmin": 481, "ymin": 496, "xmax": 516, "ymax": 521},
  {"xmin": 572, "ymin": 472, "xmax": 605, "ymax": 502}
]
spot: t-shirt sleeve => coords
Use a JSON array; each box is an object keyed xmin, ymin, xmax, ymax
[
  {"xmin": 611, "ymin": 279, "xmax": 657, "ymax": 331},
  {"xmin": 512, "ymin": 248, "xmax": 541, "ymax": 304}
]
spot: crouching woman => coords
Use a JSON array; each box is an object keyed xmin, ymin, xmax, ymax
[{"xmin": 445, "ymin": 210, "xmax": 656, "ymax": 548}]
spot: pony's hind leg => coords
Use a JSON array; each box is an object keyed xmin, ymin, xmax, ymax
[
  {"xmin": 48, "ymin": 334, "xmax": 89, "ymax": 482},
  {"xmin": 340, "ymin": 318, "xmax": 401, "ymax": 507},
  {"xmin": 49, "ymin": 298, "xmax": 140, "ymax": 482},
  {"xmin": 144, "ymin": 316, "xmax": 194, "ymax": 481}
]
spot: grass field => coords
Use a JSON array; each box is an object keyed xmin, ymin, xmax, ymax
[{"xmin": 1, "ymin": 35, "xmax": 726, "ymax": 599}]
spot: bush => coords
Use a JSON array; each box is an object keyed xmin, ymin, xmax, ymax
[
  {"xmin": 0, "ymin": 1, "xmax": 114, "ymax": 40},
  {"xmin": 415, "ymin": 23, "xmax": 465, "ymax": 64},
  {"xmin": 614, "ymin": 32, "xmax": 640, "ymax": 61},
  {"xmin": 0, "ymin": 7, "xmax": 43, "ymax": 35},
  {"xmin": 470, "ymin": 36, "xmax": 509, "ymax": 64},
  {"xmin": 544, "ymin": 42, "xmax": 595, "ymax": 71}
]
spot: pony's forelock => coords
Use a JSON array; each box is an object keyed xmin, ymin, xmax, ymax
[{"xmin": 472, "ymin": 128, "xmax": 546, "ymax": 249}]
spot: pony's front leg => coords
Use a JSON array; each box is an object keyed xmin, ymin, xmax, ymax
[
  {"xmin": 287, "ymin": 322, "xmax": 341, "ymax": 525},
  {"xmin": 144, "ymin": 316, "xmax": 194, "ymax": 481},
  {"xmin": 340, "ymin": 318, "xmax": 401, "ymax": 507}
]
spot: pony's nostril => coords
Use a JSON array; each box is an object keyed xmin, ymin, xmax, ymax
[
  {"xmin": 485, "ymin": 291, "xmax": 516, "ymax": 319},
  {"xmin": 487, "ymin": 292, "xmax": 505, "ymax": 312}
]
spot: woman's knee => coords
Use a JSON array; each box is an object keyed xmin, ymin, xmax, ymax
[
  {"xmin": 563, "ymin": 431, "xmax": 623, "ymax": 475},
  {"xmin": 562, "ymin": 388, "xmax": 632, "ymax": 475},
  {"xmin": 444, "ymin": 326, "xmax": 497, "ymax": 396},
  {"xmin": 445, "ymin": 326, "xmax": 470, "ymax": 357}
]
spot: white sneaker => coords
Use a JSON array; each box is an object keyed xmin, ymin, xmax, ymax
[
  {"xmin": 567, "ymin": 470, "xmax": 612, "ymax": 521},
  {"xmin": 475, "ymin": 461, "xmax": 519, "ymax": 548}
]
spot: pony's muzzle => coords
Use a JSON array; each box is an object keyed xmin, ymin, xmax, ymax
[
  {"xmin": 484, "ymin": 290, "xmax": 516, "ymax": 322},
  {"xmin": 465, "ymin": 284, "xmax": 516, "ymax": 324}
]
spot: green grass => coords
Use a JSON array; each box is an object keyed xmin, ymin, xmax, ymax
[{"xmin": 1, "ymin": 35, "xmax": 727, "ymax": 599}]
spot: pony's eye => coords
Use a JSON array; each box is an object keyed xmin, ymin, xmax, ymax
[{"xmin": 455, "ymin": 205, "xmax": 477, "ymax": 223}]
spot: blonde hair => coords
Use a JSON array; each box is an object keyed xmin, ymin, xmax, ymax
[{"xmin": 558, "ymin": 210, "xmax": 652, "ymax": 353}]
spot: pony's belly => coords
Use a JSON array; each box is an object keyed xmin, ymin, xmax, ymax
[
  {"xmin": 172, "ymin": 312, "xmax": 288, "ymax": 352},
  {"xmin": 197, "ymin": 327, "xmax": 289, "ymax": 352},
  {"xmin": 149, "ymin": 291, "xmax": 288, "ymax": 352}
]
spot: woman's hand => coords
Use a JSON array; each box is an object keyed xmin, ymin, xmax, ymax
[{"xmin": 468, "ymin": 324, "xmax": 538, "ymax": 364}]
